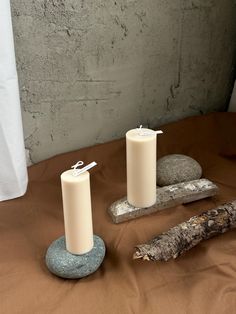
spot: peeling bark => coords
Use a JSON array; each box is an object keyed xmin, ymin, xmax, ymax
[{"xmin": 133, "ymin": 201, "xmax": 236, "ymax": 262}]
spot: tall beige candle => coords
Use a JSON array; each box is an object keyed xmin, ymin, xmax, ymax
[
  {"xmin": 126, "ymin": 127, "xmax": 162, "ymax": 208},
  {"xmin": 61, "ymin": 169, "xmax": 94, "ymax": 255}
]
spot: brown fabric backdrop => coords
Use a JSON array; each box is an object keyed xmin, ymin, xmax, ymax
[{"xmin": 1, "ymin": 112, "xmax": 236, "ymax": 314}]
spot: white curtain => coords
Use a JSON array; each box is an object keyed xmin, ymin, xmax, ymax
[
  {"xmin": 228, "ymin": 80, "xmax": 236, "ymax": 112},
  {"xmin": 0, "ymin": 0, "xmax": 28, "ymax": 201}
]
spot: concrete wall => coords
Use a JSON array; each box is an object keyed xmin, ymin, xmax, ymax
[{"xmin": 11, "ymin": 0, "xmax": 236, "ymax": 163}]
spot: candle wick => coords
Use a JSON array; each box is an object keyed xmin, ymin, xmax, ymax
[
  {"xmin": 137, "ymin": 125, "xmax": 144, "ymax": 136},
  {"xmin": 72, "ymin": 161, "xmax": 84, "ymax": 168},
  {"xmin": 155, "ymin": 130, "xmax": 163, "ymax": 135},
  {"xmin": 136, "ymin": 126, "xmax": 163, "ymax": 137},
  {"xmin": 71, "ymin": 161, "xmax": 97, "ymax": 176}
]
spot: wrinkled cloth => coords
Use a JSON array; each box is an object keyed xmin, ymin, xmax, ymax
[
  {"xmin": 228, "ymin": 80, "xmax": 236, "ymax": 112},
  {"xmin": 0, "ymin": 112, "xmax": 236, "ymax": 314},
  {"xmin": 0, "ymin": 0, "xmax": 28, "ymax": 201}
]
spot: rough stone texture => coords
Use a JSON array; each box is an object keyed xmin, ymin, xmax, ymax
[
  {"xmin": 134, "ymin": 201, "xmax": 236, "ymax": 261},
  {"xmin": 156, "ymin": 154, "xmax": 202, "ymax": 186},
  {"xmin": 11, "ymin": 0, "xmax": 236, "ymax": 163},
  {"xmin": 109, "ymin": 178, "xmax": 218, "ymax": 223},
  {"xmin": 45, "ymin": 235, "xmax": 105, "ymax": 279}
]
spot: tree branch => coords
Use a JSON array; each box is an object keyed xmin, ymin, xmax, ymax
[{"xmin": 134, "ymin": 201, "xmax": 236, "ymax": 261}]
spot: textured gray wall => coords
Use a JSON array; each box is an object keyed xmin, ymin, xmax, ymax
[{"xmin": 11, "ymin": 0, "xmax": 236, "ymax": 163}]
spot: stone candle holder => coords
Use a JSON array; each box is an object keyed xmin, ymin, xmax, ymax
[
  {"xmin": 108, "ymin": 179, "xmax": 218, "ymax": 224},
  {"xmin": 45, "ymin": 235, "xmax": 105, "ymax": 279}
]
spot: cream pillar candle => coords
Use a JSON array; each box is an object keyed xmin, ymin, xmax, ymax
[
  {"xmin": 61, "ymin": 162, "xmax": 96, "ymax": 255},
  {"xmin": 126, "ymin": 127, "xmax": 162, "ymax": 208}
]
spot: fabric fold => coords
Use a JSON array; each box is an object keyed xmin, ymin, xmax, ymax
[{"xmin": 0, "ymin": 0, "xmax": 28, "ymax": 201}]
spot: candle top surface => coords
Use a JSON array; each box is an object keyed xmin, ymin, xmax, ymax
[
  {"xmin": 126, "ymin": 128, "xmax": 156, "ymax": 142},
  {"xmin": 61, "ymin": 169, "xmax": 89, "ymax": 182}
]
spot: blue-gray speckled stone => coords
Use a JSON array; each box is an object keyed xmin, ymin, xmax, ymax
[
  {"xmin": 45, "ymin": 235, "xmax": 105, "ymax": 279},
  {"xmin": 156, "ymin": 154, "xmax": 202, "ymax": 186}
]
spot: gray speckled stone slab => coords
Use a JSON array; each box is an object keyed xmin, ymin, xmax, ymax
[
  {"xmin": 45, "ymin": 235, "xmax": 105, "ymax": 279},
  {"xmin": 156, "ymin": 154, "xmax": 202, "ymax": 186},
  {"xmin": 108, "ymin": 179, "xmax": 218, "ymax": 223}
]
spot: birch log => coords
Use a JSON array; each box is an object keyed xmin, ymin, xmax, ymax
[
  {"xmin": 133, "ymin": 201, "xmax": 236, "ymax": 262},
  {"xmin": 109, "ymin": 179, "xmax": 218, "ymax": 223}
]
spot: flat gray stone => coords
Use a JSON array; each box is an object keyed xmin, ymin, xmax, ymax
[
  {"xmin": 157, "ymin": 154, "xmax": 202, "ymax": 186},
  {"xmin": 108, "ymin": 179, "xmax": 218, "ymax": 223},
  {"xmin": 45, "ymin": 235, "xmax": 105, "ymax": 279}
]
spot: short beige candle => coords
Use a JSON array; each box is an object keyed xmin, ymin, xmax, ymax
[
  {"xmin": 61, "ymin": 169, "xmax": 94, "ymax": 255},
  {"xmin": 126, "ymin": 128, "xmax": 157, "ymax": 208}
]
